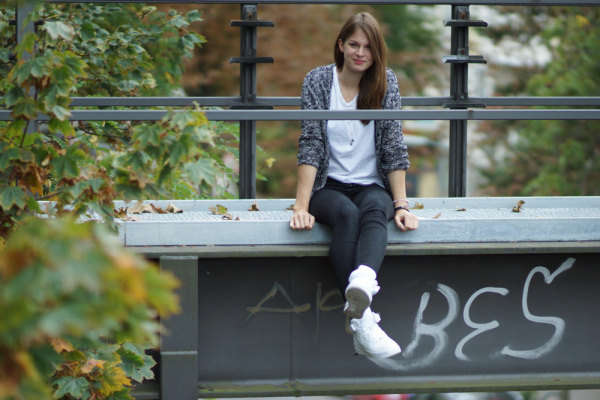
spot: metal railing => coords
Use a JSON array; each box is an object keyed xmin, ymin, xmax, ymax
[{"xmin": 3, "ymin": 0, "xmax": 600, "ymax": 198}]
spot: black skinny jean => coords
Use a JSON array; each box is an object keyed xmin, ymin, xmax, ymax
[{"xmin": 309, "ymin": 178, "xmax": 394, "ymax": 297}]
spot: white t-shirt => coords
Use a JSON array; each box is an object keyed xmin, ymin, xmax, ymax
[{"xmin": 327, "ymin": 68, "xmax": 383, "ymax": 187}]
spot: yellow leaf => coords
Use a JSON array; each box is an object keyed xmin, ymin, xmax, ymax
[
  {"xmin": 412, "ymin": 202, "xmax": 424, "ymax": 209},
  {"xmin": 80, "ymin": 359, "xmax": 106, "ymax": 374},
  {"xmin": 209, "ymin": 204, "xmax": 228, "ymax": 215},
  {"xmin": 265, "ymin": 157, "xmax": 276, "ymax": 169},
  {"xmin": 51, "ymin": 338, "xmax": 73, "ymax": 353}
]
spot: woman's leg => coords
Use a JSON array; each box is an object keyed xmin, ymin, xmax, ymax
[
  {"xmin": 309, "ymin": 186, "xmax": 359, "ymax": 297},
  {"xmin": 353, "ymin": 184, "xmax": 394, "ymax": 274}
]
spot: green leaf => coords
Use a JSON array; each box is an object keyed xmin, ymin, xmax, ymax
[
  {"xmin": 50, "ymin": 152, "xmax": 80, "ymax": 179},
  {"xmin": 80, "ymin": 21, "xmax": 96, "ymax": 41},
  {"xmin": 64, "ymin": 53, "xmax": 88, "ymax": 78},
  {"xmin": 30, "ymin": 56, "xmax": 50, "ymax": 78},
  {"xmin": 168, "ymin": 140, "xmax": 188, "ymax": 166},
  {"xmin": 117, "ymin": 343, "xmax": 156, "ymax": 383},
  {"xmin": 2, "ymin": 86, "xmax": 26, "ymax": 108},
  {"xmin": 132, "ymin": 124, "xmax": 162, "ymax": 148},
  {"xmin": 15, "ymin": 61, "xmax": 33, "ymax": 85},
  {"xmin": 0, "ymin": 146, "xmax": 22, "ymax": 172},
  {"xmin": 183, "ymin": 158, "xmax": 216, "ymax": 186},
  {"xmin": 53, "ymin": 376, "xmax": 90, "ymax": 399},
  {"xmin": 186, "ymin": 10, "xmax": 204, "ymax": 22},
  {"xmin": 1, "ymin": 186, "xmax": 28, "ymax": 209},
  {"xmin": 50, "ymin": 105, "xmax": 72, "ymax": 121},
  {"xmin": 48, "ymin": 119, "xmax": 75, "ymax": 136},
  {"xmin": 15, "ymin": 33, "xmax": 36, "ymax": 59},
  {"xmin": 43, "ymin": 20, "xmax": 75, "ymax": 41},
  {"xmin": 12, "ymin": 98, "xmax": 38, "ymax": 120}
]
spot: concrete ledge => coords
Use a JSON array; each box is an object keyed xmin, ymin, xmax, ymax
[{"xmin": 117, "ymin": 196, "xmax": 600, "ymax": 247}]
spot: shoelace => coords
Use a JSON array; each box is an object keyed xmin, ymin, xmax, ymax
[{"xmin": 352, "ymin": 312, "xmax": 387, "ymax": 341}]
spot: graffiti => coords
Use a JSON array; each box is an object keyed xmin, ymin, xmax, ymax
[{"xmin": 242, "ymin": 258, "xmax": 576, "ymax": 369}]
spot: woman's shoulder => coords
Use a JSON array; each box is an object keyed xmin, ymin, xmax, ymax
[
  {"xmin": 385, "ymin": 67, "xmax": 399, "ymax": 84},
  {"xmin": 304, "ymin": 64, "xmax": 335, "ymax": 83}
]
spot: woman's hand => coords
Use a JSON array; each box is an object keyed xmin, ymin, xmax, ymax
[
  {"xmin": 290, "ymin": 209, "xmax": 315, "ymax": 230},
  {"xmin": 394, "ymin": 209, "xmax": 419, "ymax": 232}
]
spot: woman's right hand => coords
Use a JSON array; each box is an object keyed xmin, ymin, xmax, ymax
[{"xmin": 290, "ymin": 209, "xmax": 315, "ymax": 230}]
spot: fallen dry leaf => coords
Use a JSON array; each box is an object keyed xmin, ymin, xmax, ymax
[
  {"xmin": 209, "ymin": 204, "xmax": 228, "ymax": 215},
  {"xmin": 512, "ymin": 200, "xmax": 525, "ymax": 213},
  {"xmin": 165, "ymin": 203, "xmax": 183, "ymax": 213},
  {"xmin": 248, "ymin": 201, "xmax": 259, "ymax": 211},
  {"xmin": 456, "ymin": 206, "xmax": 467, "ymax": 211},
  {"xmin": 433, "ymin": 212, "xmax": 442, "ymax": 219},
  {"xmin": 114, "ymin": 207, "xmax": 128, "ymax": 219},
  {"xmin": 222, "ymin": 213, "xmax": 235, "ymax": 220},
  {"xmin": 412, "ymin": 202, "xmax": 424, "ymax": 209},
  {"xmin": 286, "ymin": 204, "xmax": 295, "ymax": 211}
]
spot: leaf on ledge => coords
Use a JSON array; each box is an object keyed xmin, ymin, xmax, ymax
[
  {"xmin": 164, "ymin": 203, "xmax": 183, "ymax": 213},
  {"xmin": 209, "ymin": 204, "xmax": 228, "ymax": 215},
  {"xmin": 456, "ymin": 206, "xmax": 467, "ymax": 211},
  {"xmin": 412, "ymin": 202, "xmax": 424, "ymax": 209},
  {"xmin": 248, "ymin": 201, "xmax": 259, "ymax": 211},
  {"xmin": 433, "ymin": 212, "xmax": 442, "ymax": 219},
  {"xmin": 512, "ymin": 200, "xmax": 525, "ymax": 213}
]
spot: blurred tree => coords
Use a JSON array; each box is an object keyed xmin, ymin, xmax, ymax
[
  {"xmin": 0, "ymin": 2, "xmax": 234, "ymax": 398},
  {"xmin": 476, "ymin": 6, "xmax": 600, "ymax": 196}
]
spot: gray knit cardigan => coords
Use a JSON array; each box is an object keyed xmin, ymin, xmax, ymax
[{"xmin": 297, "ymin": 64, "xmax": 410, "ymax": 195}]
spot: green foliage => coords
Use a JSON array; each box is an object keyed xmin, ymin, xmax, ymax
[
  {"xmin": 0, "ymin": 2, "xmax": 238, "ymax": 399},
  {"xmin": 477, "ymin": 7, "xmax": 600, "ymax": 196},
  {"xmin": 0, "ymin": 217, "xmax": 180, "ymax": 399}
]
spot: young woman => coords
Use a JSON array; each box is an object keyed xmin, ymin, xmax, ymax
[{"xmin": 289, "ymin": 12, "xmax": 419, "ymax": 359}]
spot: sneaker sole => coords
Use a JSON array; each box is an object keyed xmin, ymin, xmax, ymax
[
  {"xmin": 355, "ymin": 343, "xmax": 401, "ymax": 359},
  {"xmin": 344, "ymin": 287, "xmax": 371, "ymax": 319}
]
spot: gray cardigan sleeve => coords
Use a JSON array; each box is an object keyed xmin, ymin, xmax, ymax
[{"xmin": 376, "ymin": 68, "xmax": 410, "ymax": 176}]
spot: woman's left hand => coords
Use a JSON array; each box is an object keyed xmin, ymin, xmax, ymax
[{"xmin": 394, "ymin": 209, "xmax": 419, "ymax": 232}]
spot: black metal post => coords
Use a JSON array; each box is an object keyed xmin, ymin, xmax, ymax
[
  {"xmin": 448, "ymin": 5, "xmax": 469, "ymax": 197},
  {"xmin": 238, "ymin": 4, "xmax": 258, "ymax": 199},
  {"xmin": 444, "ymin": 5, "xmax": 487, "ymax": 197},
  {"xmin": 230, "ymin": 4, "xmax": 273, "ymax": 199}
]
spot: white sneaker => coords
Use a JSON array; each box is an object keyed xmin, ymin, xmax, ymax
[
  {"xmin": 349, "ymin": 308, "xmax": 401, "ymax": 359},
  {"xmin": 344, "ymin": 265, "xmax": 380, "ymax": 319}
]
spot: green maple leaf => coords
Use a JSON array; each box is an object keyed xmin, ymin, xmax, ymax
[
  {"xmin": 43, "ymin": 21, "xmax": 75, "ymax": 41},
  {"xmin": 52, "ymin": 376, "xmax": 90, "ymax": 399},
  {"xmin": 0, "ymin": 187, "xmax": 27, "ymax": 209}
]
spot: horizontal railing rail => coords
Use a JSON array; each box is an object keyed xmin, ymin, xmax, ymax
[
  {"xmin": 62, "ymin": 96, "xmax": 600, "ymax": 108},
  {"xmin": 2, "ymin": 109, "xmax": 599, "ymax": 121}
]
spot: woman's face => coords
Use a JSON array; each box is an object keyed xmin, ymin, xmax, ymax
[{"xmin": 338, "ymin": 28, "xmax": 373, "ymax": 75}]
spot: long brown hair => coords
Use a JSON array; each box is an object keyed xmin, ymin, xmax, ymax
[{"xmin": 334, "ymin": 12, "xmax": 388, "ymax": 124}]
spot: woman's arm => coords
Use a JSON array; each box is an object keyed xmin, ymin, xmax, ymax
[
  {"xmin": 290, "ymin": 164, "xmax": 317, "ymax": 230},
  {"xmin": 388, "ymin": 169, "xmax": 419, "ymax": 232}
]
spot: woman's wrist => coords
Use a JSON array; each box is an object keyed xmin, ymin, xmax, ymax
[{"xmin": 394, "ymin": 205, "xmax": 410, "ymax": 213}]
